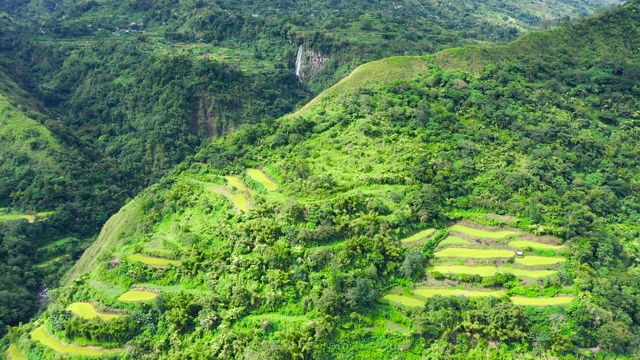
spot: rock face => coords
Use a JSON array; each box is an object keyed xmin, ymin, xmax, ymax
[{"xmin": 295, "ymin": 44, "xmax": 331, "ymax": 82}]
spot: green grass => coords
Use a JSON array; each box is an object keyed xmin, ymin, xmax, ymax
[
  {"xmin": 225, "ymin": 176, "xmax": 249, "ymax": 192},
  {"xmin": 509, "ymin": 240, "xmax": 565, "ymax": 250},
  {"xmin": 6, "ymin": 344, "xmax": 27, "ymax": 360},
  {"xmin": 117, "ymin": 290, "xmax": 158, "ymax": 302},
  {"xmin": 380, "ymin": 294, "xmax": 426, "ymax": 308},
  {"xmin": 247, "ymin": 168, "xmax": 279, "ymax": 191},
  {"xmin": 66, "ymin": 302, "xmax": 123, "ymax": 321},
  {"xmin": 510, "ymin": 296, "xmax": 575, "ymax": 306},
  {"xmin": 30, "ymin": 326, "xmax": 121, "ymax": 356},
  {"xmin": 439, "ymin": 236, "xmax": 472, "ymax": 246},
  {"xmin": 400, "ymin": 228, "xmax": 436, "ymax": 243},
  {"xmin": 430, "ymin": 265, "xmax": 557, "ymax": 278},
  {"xmin": 413, "ymin": 288, "xmax": 506, "ymax": 298},
  {"xmin": 515, "ymin": 256, "xmax": 566, "ymax": 266},
  {"xmin": 292, "ymin": 56, "xmax": 431, "ymax": 117},
  {"xmin": 448, "ymin": 224, "xmax": 519, "ymax": 239},
  {"xmin": 434, "ymin": 248, "xmax": 514, "ymax": 259},
  {"xmin": 127, "ymin": 253, "xmax": 180, "ymax": 266}
]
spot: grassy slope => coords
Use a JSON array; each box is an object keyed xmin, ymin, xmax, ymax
[{"xmin": 63, "ymin": 195, "xmax": 145, "ymax": 284}]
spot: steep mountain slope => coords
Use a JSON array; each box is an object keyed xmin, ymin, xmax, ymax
[{"xmin": 7, "ymin": 1, "xmax": 640, "ymax": 358}]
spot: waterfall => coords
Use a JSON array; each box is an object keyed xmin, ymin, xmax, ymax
[{"xmin": 295, "ymin": 44, "xmax": 303, "ymax": 81}]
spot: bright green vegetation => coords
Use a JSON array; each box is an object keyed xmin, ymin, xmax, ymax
[
  {"xmin": 413, "ymin": 288, "xmax": 507, "ymax": 298},
  {"xmin": 448, "ymin": 225, "xmax": 519, "ymax": 239},
  {"xmin": 7, "ymin": 1, "xmax": 640, "ymax": 358},
  {"xmin": 431, "ymin": 265, "xmax": 557, "ymax": 279},
  {"xmin": 66, "ymin": 302, "xmax": 123, "ymax": 321},
  {"xmin": 127, "ymin": 253, "xmax": 180, "ymax": 267},
  {"xmin": 509, "ymin": 240, "xmax": 566, "ymax": 250},
  {"xmin": 515, "ymin": 256, "xmax": 567, "ymax": 266},
  {"xmin": 510, "ymin": 296, "xmax": 575, "ymax": 306},
  {"xmin": 30, "ymin": 326, "xmax": 121, "ymax": 356},
  {"xmin": 246, "ymin": 168, "xmax": 279, "ymax": 191},
  {"xmin": 400, "ymin": 228, "xmax": 436, "ymax": 244},
  {"xmin": 225, "ymin": 176, "xmax": 249, "ymax": 192},
  {"xmin": 380, "ymin": 294, "xmax": 426, "ymax": 308},
  {"xmin": 439, "ymin": 236, "xmax": 473, "ymax": 246},
  {"xmin": 6, "ymin": 344, "xmax": 26, "ymax": 360},
  {"xmin": 434, "ymin": 248, "xmax": 515, "ymax": 259},
  {"xmin": 117, "ymin": 290, "xmax": 158, "ymax": 302}
]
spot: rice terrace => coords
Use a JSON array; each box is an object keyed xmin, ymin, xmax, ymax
[
  {"xmin": 66, "ymin": 302, "xmax": 123, "ymax": 321},
  {"xmin": 388, "ymin": 221, "xmax": 574, "ymax": 308},
  {"xmin": 117, "ymin": 290, "xmax": 158, "ymax": 302},
  {"xmin": 30, "ymin": 326, "xmax": 121, "ymax": 356}
]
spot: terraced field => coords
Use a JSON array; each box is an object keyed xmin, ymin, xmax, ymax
[
  {"xmin": 434, "ymin": 248, "xmax": 514, "ymax": 259},
  {"xmin": 511, "ymin": 296, "xmax": 575, "ymax": 306},
  {"xmin": 430, "ymin": 265, "xmax": 557, "ymax": 278},
  {"xmin": 509, "ymin": 240, "xmax": 565, "ymax": 250},
  {"xmin": 31, "ymin": 326, "xmax": 121, "ymax": 356},
  {"xmin": 439, "ymin": 236, "xmax": 472, "ymax": 246},
  {"xmin": 225, "ymin": 176, "xmax": 249, "ymax": 192},
  {"xmin": 229, "ymin": 193, "xmax": 250, "ymax": 212},
  {"xmin": 400, "ymin": 228, "xmax": 436, "ymax": 244},
  {"xmin": 6, "ymin": 344, "xmax": 26, "ymax": 360},
  {"xmin": 381, "ymin": 294, "xmax": 426, "ymax": 307},
  {"xmin": 448, "ymin": 224, "xmax": 519, "ymax": 239},
  {"xmin": 128, "ymin": 253, "xmax": 180, "ymax": 266},
  {"xmin": 384, "ymin": 220, "xmax": 570, "ymax": 309},
  {"xmin": 117, "ymin": 290, "xmax": 158, "ymax": 302},
  {"xmin": 66, "ymin": 302, "xmax": 123, "ymax": 320},
  {"xmin": 247, "ymin": 168, "xmax": 279, "ymax": 191},
  {"xmin": 413, "ymin": 288, "xmax": 506, "ymax": 298},
  {"xmin": 515, "ymin": 256, "xmax": 566, "ymax": 266}
]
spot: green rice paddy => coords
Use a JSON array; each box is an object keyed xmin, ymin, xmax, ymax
[
  {"xmin": 247, "ymin": 168, "xmax": 279, "ymax": 191},
  {"xmin": 448, "ymin": 224, "xmax": 519, "ymax": 239},
  {"xmin": 509, "ymin": 240, "xmax": 565, "ymax": 250},
  {"xmin": 380, "ymin": 294, "xmax": 426, "ymax": 308},
  {"xmin": 400, "ymin": 228, "xmax": 436, "ymax": 243},
  {"xmin": 128, "ymin": 253, "xmax": 180, "ymax": 266},
  {"xmin": 117, "ymin": 290, "xmax": 158, "ymax": 302},
  {"xmin": 439, "ymin": 236, "xmax": 472, "ymax": 246},
  {"xmin": 6, "ymin": 344, "xmax": 26, "ymax": 360},
  {"xmin": 434, "ymin": 248, "xmax": 515, "ymax": 259},
  {"xmin": 430, "ymin": 265, "xmax": 557, "ymax": 278},
  {"xmin": 510, "ymin": 296, "xmax": 575, "ymax": 306},
  {"xmin": 515, "ymin": 256, "xmax": 566, "ymax": 266},
  {"xmin": 31, "ymin": 326, "xmax": 121, "ymax": 356},
  {"xmin": 225, "ymin": 176, "xmax": 249, "ymax": 192},
  {"xmin": 413, "ymin": 288, "xmax": 506, "ymax": 298},
  {"xmin": 66, "ymin": 302, "xmax": 123, "ymax": 321},
  {"xmin": 229, "ymin": 193, "xmax": 250, "ymax": 212}
]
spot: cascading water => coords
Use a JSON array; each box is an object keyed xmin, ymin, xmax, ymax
[{"xmin": 295, "ymin": 44, "xmax": 303, "ymax": 81}]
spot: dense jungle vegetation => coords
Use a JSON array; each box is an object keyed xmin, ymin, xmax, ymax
[{"xmin": 2, "ymin": 1, "xmax": 640, "ymax": 358}]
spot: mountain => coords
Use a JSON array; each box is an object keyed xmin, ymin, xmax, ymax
[
  {"xmin": 5, "ymin": 1, "xmax": 640, "ymax": 358},
  {"xmin": 0, "ymin": 0, "xmax": 626, "ymax": 336}
]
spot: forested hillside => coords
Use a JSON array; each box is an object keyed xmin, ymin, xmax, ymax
[
  {"xmin": 4, "ymin": 1, "xmax": 640, "ymax": 358},
  {"xmin": 0, "ymin": 0, "xmax": 624, "ymax": 337}
]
